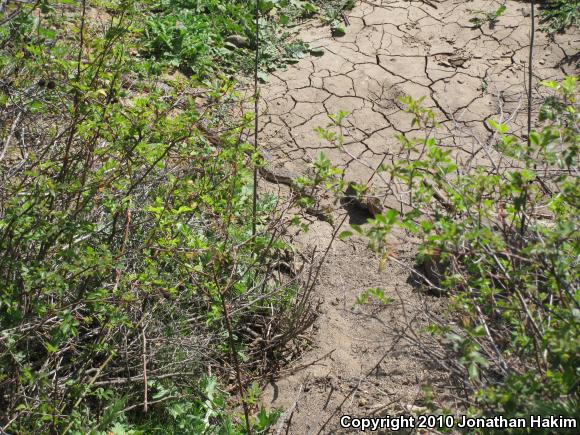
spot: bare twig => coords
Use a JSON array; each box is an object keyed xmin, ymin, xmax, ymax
[
  {"xmin": 274, "ymin": 384, "xmax": 303, "ymax": 435},
  {"xmin": 252, "ymin": 0, "xmax": 260, "ymax": 236},
  {"xmin": 0, "ymin": 111, "xmax": 21, "ymax": 161},
  {"xmin": 527, "ymin": 0, "xmax": 535, "ymax": 150},
  {"xmin": 142, "ymin": 324, "xmax": 148, "ymax": 413}
]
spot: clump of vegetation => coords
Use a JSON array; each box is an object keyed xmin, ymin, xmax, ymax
[
  {"xmin": 320, "ymin": 0, "xmax": 355, "ymax": 37},
  {"xmin": 0, "ymin": 1, "xmax": 318, "ymax": 432},
  {"xmin": 140, "ymin": 0, "xmax": 356, "ymax": 78},
  {"xmin": 469, "ymin": 3, "xmax": 507, "ymax": 29},
  {"xmin": 468, "ymin": 2, "xmax": 579, "ymax": 34},
  {"xmin": 338, "ymin": 77, "xmax": 579, "ymax": 425},
  {"xmin": 540, "ymin": 0, "xmax": 580, "ymax": 33}
]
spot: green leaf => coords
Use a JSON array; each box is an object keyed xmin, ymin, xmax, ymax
[
  {"xmin": 331, "ymin": 25, "xmax": 346, "ymax": 37},
  {"xmin": 487, "ymin": 118, "xmax": 508, "ymax": 134},
  {"xmin": 339, "ymin": 230, "xmax": 353, "ymax": 240},
  {"xmin": 468, "ymin": 363, "xmax": 479, "ymax": 380},
  {"xmin": 259, "ymin": 0, "xmax": 276, "ymax": 13},
  {"xmin": 28, "ymin": 101, "xmax": 44, "ymax": 113}
]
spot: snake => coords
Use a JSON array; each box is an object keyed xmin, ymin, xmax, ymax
[
  {"xmin": 195, "ymin": 122, "xmax": 299, "ymax": 188},
  {"xmin": 195, "ymin": 122, "xmax": 382, "ymax": 220}
]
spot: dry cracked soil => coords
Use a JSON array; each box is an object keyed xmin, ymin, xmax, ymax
[{"xmin": 257, "ymin": 1, "xmax": 578, "ymax": 433}]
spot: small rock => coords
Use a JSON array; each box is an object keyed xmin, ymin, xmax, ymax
[
  {"xmin": 225, "ymin": 35, "xmax": 250, "ymax": 49},
  {"xmin": 359, "ymin": 398, "xmax": 368, "ymax": 407},
  {"xmin": 310, "ymin": 47, "xmax": 325, "ymax": 57},
  {"xmin": 449, "ymin": 56, "xmax": 468, "ymax": 68}
]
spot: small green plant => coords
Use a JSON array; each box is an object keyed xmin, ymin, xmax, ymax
[
  {"xmin": 469, "ymin": 4, "xmax": 507, "ymax": 29},
  {"xmin": 300, "ymin": 2, "xmax": 319, "ymax": 17},
  {"xmin": 354, "ymin": 288, "xmax": 394, "ymax": 307},
  {"xmin": 132, "ymin": 377, "xmax": 281, "ymax": 433},
  {"xmin": 540, "ymin": 0, "xmax": 580, "ymax": 33},
  {"xmin": 320, "ymin": 0, "xmax": 355, "ymax": 37}
]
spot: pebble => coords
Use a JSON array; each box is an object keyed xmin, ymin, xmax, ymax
[{"xmin": 225, "ymin": 35, "xmax": 250, "ymax": 49}]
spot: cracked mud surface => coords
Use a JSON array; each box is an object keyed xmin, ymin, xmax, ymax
[{"xmin": 259, "ymin": 1, "xmax": 577, "ymax": 433}]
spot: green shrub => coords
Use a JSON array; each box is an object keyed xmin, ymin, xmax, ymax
[
  {"xmin": 343, "ymin": 77, "xmax": 578, "ymax": 428},
  {"xmin": 0, "ymin": 1, "xmax": 310, "ymax": 432}
]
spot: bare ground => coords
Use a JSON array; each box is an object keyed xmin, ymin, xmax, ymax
[{"xmin": 257, "ymin": 1, "xmax": 578, "ymax": 433}]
